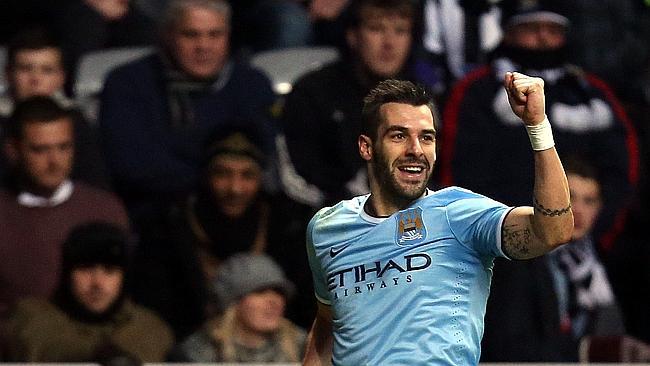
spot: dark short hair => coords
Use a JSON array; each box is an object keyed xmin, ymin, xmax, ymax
[
  {"xmin": 6, "ymin": 27, "xmax": 63, "ymax": 71},
  {"xmin": 563, "ymin": 154, "xmax": 600, "ymax": 183},
  {"xmin": 6, "ymin": 96, "xmax": 73, "ymax": 140},
  {"xmin": 346, "ymin": 0, "xmax": 416, "ymax": 30},
  {"xmin": 361, "ymin": 79, "xmax": 436, "ymax": 140}
]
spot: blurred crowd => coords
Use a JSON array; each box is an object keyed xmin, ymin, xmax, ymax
[{"xmin": 0, "ymin": 0, "xmax": 649, "ymax": 363}]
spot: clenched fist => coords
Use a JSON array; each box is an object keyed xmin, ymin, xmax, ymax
[{"xmin": 504, "ymin": 71, "xmax": 546, "ymax": 126}]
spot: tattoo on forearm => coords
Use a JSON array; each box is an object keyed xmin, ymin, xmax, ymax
[
  {"xmin": 533, "ymin": 197, "xmax": 572, "ymax": 217},
  {"xmin": 502, "ymin": 224, "xmax": 532, "ymax": 257}
]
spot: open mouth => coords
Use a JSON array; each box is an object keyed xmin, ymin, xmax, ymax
[
  {"xmin": 397, "ymin": 165, "xmax": 427, "ymax": 180},
  {"xmin": 399, "ymin": 166, "xmax": 423, "ymax": 173}
]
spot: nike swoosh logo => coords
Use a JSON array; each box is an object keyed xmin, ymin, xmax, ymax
[{"xmin": 329, "ymin": 243, "xmax": 352, "ymax": 258}]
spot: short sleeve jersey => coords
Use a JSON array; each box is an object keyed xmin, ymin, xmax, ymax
[{"xmin": 307, "ymin": 187, "xmax": 512, "ymax": 365}]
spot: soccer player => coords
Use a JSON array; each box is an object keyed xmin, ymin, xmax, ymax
[{"xmin": 303, "ymin": 72, "xmax": 574, "ymax": 365}]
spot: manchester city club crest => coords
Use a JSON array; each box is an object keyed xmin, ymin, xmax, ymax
[{"xmin": 395, "ymin": 207, "xmax": 427, "ymax": 245}]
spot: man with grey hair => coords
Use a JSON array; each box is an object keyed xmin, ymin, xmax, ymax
[{"xmin": 98, "ymin": 0, "xmax": 276, "ymax": 230}]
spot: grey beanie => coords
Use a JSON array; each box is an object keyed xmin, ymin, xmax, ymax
[{"xmin": 212, "ymin": 253, "xmax": 295, "ymax": 309}]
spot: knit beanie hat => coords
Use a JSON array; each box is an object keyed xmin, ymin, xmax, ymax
[
  {"xmin": 500, "ymin": 0, "xmax": 570, "ymax": 29},
  {"xmin": 203, "ymin": 126, "xmax": 268, "ymax": 170},
  {"xmin": 212, "ymin": 253, "xmax": 295, "ymax": 310},
  {"xmin": 61, "ymin": 221, "xmax": 128, "ymax": 271}
]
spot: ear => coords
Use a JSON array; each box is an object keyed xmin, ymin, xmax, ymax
[{"xmin": 358, "ymin": 135, "xmax": 372, "ymax": 161}]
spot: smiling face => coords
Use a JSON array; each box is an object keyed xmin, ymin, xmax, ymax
[
  {"xmin": 167, "ymin": 5, "xmax": 229, "ymax": 79},
  {"xmin": 361, "ymin": 102, "xmax": 436, "ymax": 212},
  {"xmin": 208, "ymin": 154, "xmax": 262, "ymax": 218},
  {"xmin": 236, "ymin": 288, "xmax": 286, "ymax": 334}
]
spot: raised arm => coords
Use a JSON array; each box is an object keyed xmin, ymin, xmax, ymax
[
  {"xmin": 501, "ymin": 72, "xmax": 573, "ymax": 259},
  {"xmin": 303, "ymin": 302, "xmax": 333, "ymax": 366}
]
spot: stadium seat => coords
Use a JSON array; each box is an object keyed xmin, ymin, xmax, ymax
[{"xmin": 250, "ymin": 46, "xmax": 339, "ymax": 95}]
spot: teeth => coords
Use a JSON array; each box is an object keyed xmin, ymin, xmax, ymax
[{"xmin": 402, "ymin": 167, "xmax": 422, "ymax": 173}]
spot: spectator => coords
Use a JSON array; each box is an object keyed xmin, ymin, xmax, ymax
[
  {"xmin": 481, "ymin": 156, "xmax": 650, "ymax": 362},
  {"xmin": 229, "ymin": 0, "xmax": 313, "ymax": 54},
  {"xmin": 3, "ymin": 222, "xmax": 173, "ymax": 362},
  {"xmin": 1, "ymin": 28, "xmax": 111, "ymax": 189},
  {"xmin": 133, "ymin": 0, "xmax": 351, "ymax": 52},
  {"xmin": 0, "ymin": 96, "xmax": 129, "ymax": 317},
  {"xmin": 98, "ymin": 0, "xmax": 276, "ymax": 229},
  {"xmin": 51, "ymin": 0, "xmax": 157, "ymax": 90},
  {"xmin": 439, "ymin": 0, "xmax": 639, "ymax": 254},
  {"xmin": 617, "ymin": 5, "xmax": 650, "ymax": 341},
  {"xmin": 562, "ymin": 0, "xmax": 649, "ymax": 104},
  {"xmin": 130, "ymin": 125, "xmax": 314, "ymax": 338},
  {"xmin": 169, "ymin": 253, "xmax": 306, "ymax": 363},
  {"xmin": 419, "ymin": 0, "xmax": 503, "ymax": 94},
  {"xmin": 279, "ymin": 0, "xmax": 422, "ymax": 208}
]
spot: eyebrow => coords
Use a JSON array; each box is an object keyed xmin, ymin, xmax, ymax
[{"xmin": 385, "ymin": 126, "xmax": 436, "ymax": 136}]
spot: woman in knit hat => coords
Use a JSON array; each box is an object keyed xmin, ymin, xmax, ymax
[{"xmin": 170, "ymin": 252, "xmax": 306, "ymax": 363}]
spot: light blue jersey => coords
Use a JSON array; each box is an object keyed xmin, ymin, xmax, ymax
[{"xmin": 307, "ymin": 187, "xmax": 513, "ymax": 365}]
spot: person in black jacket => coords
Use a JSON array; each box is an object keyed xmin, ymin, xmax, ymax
[
  {"xmin": 98, "ymin": 0, "xmax": 277, "ymax": 232},
  {"xmin": 129, "ymin": 124, "xmax": 315, "ymax": 339},
  {"xmin": 278, "ymin": 0, "xmax": 425, "ymax": 208}
]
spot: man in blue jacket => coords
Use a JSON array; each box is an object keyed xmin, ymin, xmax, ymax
[{"xmin": 99, "ymin": 0, "xmax": 276, "ymax": 227}]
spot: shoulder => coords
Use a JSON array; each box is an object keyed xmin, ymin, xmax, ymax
[
  {"xmin": 230, "ymin": 60, "xmax": 273, "ymax": 86},
  {"xmin": 8, "ymin": 298, "xmax": 65, "ymax": 329},
  {"xmin": 424, "ymin": 186, "xmax": 493, "ymax": 206},
  {"xmin": 69, "ymin": 182, "xmax": 129, "ymax": 225},
  {"xmin": 108, "ymin": 53, "xmax": 158, "ymax": 77},
  {"xmin": 309, "ymin": 195, "xmax": 368, "ymax": 229},
  {"xmin": 71, "ymin": 183, "xmax": 124, "ymax": 207},
  {"xmin": 299, "ymin": 60, "xmax": 345, "ymax": 83},
  {"xmin": 423, "ymin": 187, "xmax": 509, "ymax": 220},
  {"xmin": 121, "ymin": 300, "xmax": 173, "ymax": 338},
  {"xmin": 450, "ymin": 65, "xmax": 495, "ymax": 92},
  {"xmin": 307, "ymin": 195, "xmax": 371, "ymax": 248},
  {"xmin": 290, "ymin": 60, "xmax": 348, "ymax": 94},
  {"xmin": 103, "ymin": 53, "xmax": 159, "ymax": 89},
  {"xmin": 12, "ymin": 298, "xmax": 58, "ymax": 316}
]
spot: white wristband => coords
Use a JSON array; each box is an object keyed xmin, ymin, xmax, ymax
[{"xmin": 525, "ymin": 116, "xmax": 555, "ymax": 151}]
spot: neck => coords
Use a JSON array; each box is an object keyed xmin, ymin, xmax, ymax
[
  {"xmin": 365, "ymin": 193, "xmax": 416, "ymax": 217},
  {"xmin": 366, "ymin": 177, "xmax": 420, "ymax": 217}
]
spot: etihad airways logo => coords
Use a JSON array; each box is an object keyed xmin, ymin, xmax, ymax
[{"xmin": 327, "ymin": 253, "xmax": 432, "ymax": 299}]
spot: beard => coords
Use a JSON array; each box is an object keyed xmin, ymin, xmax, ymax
[{"xmin": 371, "ymin": 146, "xmax": 432, "ymax": 206}]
